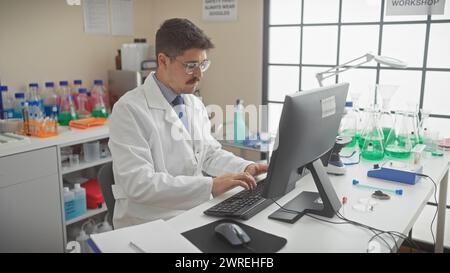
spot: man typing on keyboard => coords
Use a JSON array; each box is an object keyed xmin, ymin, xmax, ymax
[{"xmin": 108, "ymin": 18, "xmax": 268, "ymax": 229}]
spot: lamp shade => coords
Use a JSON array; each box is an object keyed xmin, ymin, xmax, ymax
[{"xmin": 372, "ymin": 54, "xmax": 407, "ymax": 68}]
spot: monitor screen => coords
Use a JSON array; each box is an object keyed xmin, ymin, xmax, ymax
[{"xmin": 262, "ymin": 82, "xmax": 349, "ymax": 223}]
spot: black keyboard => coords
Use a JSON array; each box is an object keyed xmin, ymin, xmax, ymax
[{"xmin": 203, "ymin": 179, "xmax": 273, "ymax": 220}]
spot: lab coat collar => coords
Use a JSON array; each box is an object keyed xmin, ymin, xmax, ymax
[
  {"xmin": 143, "ymin": 72, "xmax": 200, "ymax": 110},
  {"xmin": 143, "ymin": 72, "xmax": 195, "ymax": 140}
]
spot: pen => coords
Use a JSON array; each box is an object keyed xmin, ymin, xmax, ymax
[{"xmin": 129, "ymin": 241, "xmax": 146, "ymax": 253}]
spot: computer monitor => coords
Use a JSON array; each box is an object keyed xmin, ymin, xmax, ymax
[{"xmin": 262, "ymin": 82, "xmax": 349, "ymax": 223}]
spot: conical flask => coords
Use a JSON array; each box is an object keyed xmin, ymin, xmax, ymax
[
  {"xmin": 419, "ymin": 109, "xmax": 435, "ymax": 151},
  {"xmin": 379, "ymin": 110, "xmax": 394, "ymax": 145},
  {"xmin": 360, "ymin": 109, "xmax": 385, "ymax": 161},
  {"xmin": 357, "ymin": 109, "xmax": 370, "ymax": 149},
  {"xmin": 405, "ymin": 103, "xmax": 420, "ymax": 147},
  {"xmin": 419, "ymin": 109, "xmax": 430, "ymax": 145},
  {"xmin": 339, "ymin": 102, "xmax": 358, "ymax": 147},
  {"xmin": 385, "ymin": 111, "xmax": 412, "ymax": 159}
]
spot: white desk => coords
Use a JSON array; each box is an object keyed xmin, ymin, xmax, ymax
[
  {"xmin": 93, "ymin": 151, "xmax": 449, "ymax": 253},
  {"xmin": 167, "ymin": 153, "xmax": 449, "ymax": 253}
]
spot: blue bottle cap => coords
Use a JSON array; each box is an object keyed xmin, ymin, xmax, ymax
[
  {"xmin": 352, "ymin": 179, "xmax": 359, "ymax": 185},
  {"xmin": 45, "ymin": 82, "xmax": 55, "ymax": 88},
  {"xmin": 15, "ymin": 92, "xmax": 25, "ymax": 99},
  {"xmin": 78, "ymin": 88, "xmax": 87, "ymax": 94},
  {"xmin": 0, "ymin": 85, "xmax": 7, "ymax": 91},
  {"xmin": 74, "ymin": 80, "xmax": 82, "ymax": 85},
  {"xmin": 60, "ymin": 81, "xmax": 69, "ymax": 86},
  {"xmin": 29, "ymin": 83, "xmax": 39, "ymax": 88},
  {"xmin": 345, "ymin": 101, "xmax": 353, "ymax": 107},
  {"xmin": 395, "ymin": 189, "xmax": 403, "ymax": 195},
  {"xmin": 94, "ymin": 80, "xmax": 103, "ymax": 85}
]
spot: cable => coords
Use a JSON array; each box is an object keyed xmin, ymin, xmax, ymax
[
  {"xmin": 415, "ymin": 173, "xmax": 438, "ymax": 249},
  {"xmin": 340, "ymin": 150, "xmax": 357, "ymax": 158},
  {"xmin": 336, "ymin": 211, "xmax": 395, "ymax": 252},
  {"xmin": 343, "ymin": 152, "xmax": 361, "ymax": 166},
  {"xmin": 270, "ymin": 198, "xmax": 411, "ymax": 252}
]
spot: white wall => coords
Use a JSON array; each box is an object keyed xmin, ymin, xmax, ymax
[
  {"xmin": 0, "ymin": 0, "xmax": 152, "ymax": 92},
  {"xmin": 0, "ymin": 0, "xmax": 264, "ymax": 109}
]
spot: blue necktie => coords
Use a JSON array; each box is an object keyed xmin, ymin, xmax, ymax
[{"xmin": 172, "ymin": 95, "xmax": 188, "ymax": 130}]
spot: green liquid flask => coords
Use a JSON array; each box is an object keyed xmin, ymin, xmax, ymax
[
  {"xmin": 384, "ymin": 111, "xmax": 413, "ymax": 159},
  {"xmin": 360, "ymin": 109, "xmax": 385, "ymax": 161},
  {"xmin": 339, "ymin": 102, "xmax": 358, "ymax": 147}
]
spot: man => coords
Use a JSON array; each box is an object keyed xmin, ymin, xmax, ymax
[{"xmin": 108, "ymin": 18, "xmax": 268, "ymax": 229}]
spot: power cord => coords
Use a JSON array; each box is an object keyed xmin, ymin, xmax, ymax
[
  {"xmin": 341, "ymin": 151, "xmax": 361, "ymax": 166},
  {"xmin": 270, "ymin": 198, "xmax": 424, "ymax": 252},
  {"xmin": 415, "ymin": 173, "xmax": 438, "ymax": 249}
]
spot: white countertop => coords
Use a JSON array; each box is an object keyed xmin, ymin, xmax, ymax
[{"xmin": 0, "ymin": 125, "xmax": 110, "ymax": 157}]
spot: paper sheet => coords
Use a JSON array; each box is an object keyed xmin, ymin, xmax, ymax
[
  {"xmin": 83, "ymin": 0, "xmax": 110, "ymax": 34},
  {"xmin": 90, "ymin": 219, "xmax": 200, "ymax": 253},
  {"xmin": 110, "ymin": 0, "xmax": 134, "ymax": 36}
]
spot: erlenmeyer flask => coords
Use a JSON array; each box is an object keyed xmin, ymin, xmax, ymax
[
  {"xmin": 385, "ymin": 111, "xmax": 412, "ymax": 159},
  {"xmin": 360, "ymin": 109, "xmax": 385, "ymax": 161},
  {"xmin": 339, "ymin": 101, "xmax": 358, "ymax": 147},
  {"xmin": 379, "ymin": 110, "xmax": 394, "ymax": 145},
  {"xmin": 376, "ymin": 84, "xmax": 398, "ymax": 112},
  {"xmin": 419, "ymin": 109, "xmax": 431, "ymax": 145},
  {"xmin": 357, "ymin": 109, "xmax": 369, "ymax": 149},
  {"xmin": 405, "ymin": 103, "xmax": 420, "ymax": 147}
]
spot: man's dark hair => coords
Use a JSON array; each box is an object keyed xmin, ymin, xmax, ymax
[{"xmin": 155, "ymin": 18, "xmax": 214, "ymax": 59}]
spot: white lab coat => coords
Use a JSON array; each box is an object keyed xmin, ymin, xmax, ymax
[{"xmin": 108, "ymin": 72, "xmax": 253, "ymax": 229}]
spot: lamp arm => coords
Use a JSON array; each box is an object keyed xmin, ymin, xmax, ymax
[{"xmin": 316, "ymin": 53, "xmax": 375, "ymax": 86}]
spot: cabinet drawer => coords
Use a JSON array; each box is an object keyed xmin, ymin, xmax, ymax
[{"xmin": 0, "ymin": 147, "xmax": 58, "ymax": 188}]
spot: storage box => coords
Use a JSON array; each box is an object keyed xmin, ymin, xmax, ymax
[
  {"xmin": 81, "ymin": 179, "xmax": 105, "ymax": 209},
  {"xmin": 121, "ymin": 42, "xmax": 153, "ymax": 71}
]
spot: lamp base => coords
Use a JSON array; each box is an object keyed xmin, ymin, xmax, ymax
[
  {"xmin": 320, "ymin": 136, "xmax": 352, "ymax": 175},
  {"xmin": 325, "ymin": 160, "xmax": 346, "ymax": 175}
]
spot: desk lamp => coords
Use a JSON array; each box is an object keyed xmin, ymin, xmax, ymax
[
  {"xmin": 315, "ymin": 52, "xmax": 407, "ymax": 174},
  {"xmin": 316, "ymin": 52, "xmax": 407, "ymax": 87}
]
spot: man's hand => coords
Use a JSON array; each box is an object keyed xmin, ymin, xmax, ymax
[
  {"xmin": 244, "ymin": 163, "xmax": 269, "ymax": 177},
  {"xmin": 212, "ymin": 172, "xmax": 257, "ymax": 197}
]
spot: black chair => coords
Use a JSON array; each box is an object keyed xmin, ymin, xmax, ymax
[{"xmin": 97, "ymin": 162, "xmax": 115, "ymax": 229}]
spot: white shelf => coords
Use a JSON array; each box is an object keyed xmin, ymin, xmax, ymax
[
  {"xmin": 66, "ymin": 203, "xmax": 107, "ymax": 226},
  {"xmin": 62, "ymin": 157, "xmax": 112, "ymax": 175}
]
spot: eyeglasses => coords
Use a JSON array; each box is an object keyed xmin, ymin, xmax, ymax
[{"xmin": 172, "ymin": 58, "xmax": 211, "ymax": 75}]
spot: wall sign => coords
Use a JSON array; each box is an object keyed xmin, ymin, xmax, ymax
[
  {"xmin": 386, "ymin": 0, "xmax": 446, "ymax": 15},
  {"xmin": 203, "ymin": 0, "xmax": 237, "ymax": 21}
]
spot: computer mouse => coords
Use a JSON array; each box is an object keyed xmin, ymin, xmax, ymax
[{"xmin": 214, "ymin": 223, "xmax": 251, "ymax": 246}]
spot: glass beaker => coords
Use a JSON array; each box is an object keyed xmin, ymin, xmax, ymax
[
  {"xmin": 360, "ymin": 109, "xmax": 385, "ymax": 161},
  {"xmin": 385, "ymin": 111, "xmax": 413, "ymax": 159}
]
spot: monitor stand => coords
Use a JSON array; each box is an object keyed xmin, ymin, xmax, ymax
[{"xmin": 268, "ymin": 159, "xmax": 342, "ymax": 224}]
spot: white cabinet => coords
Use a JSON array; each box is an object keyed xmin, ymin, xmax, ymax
[
  {"xmin": 0, "ymin": 147, "xmax": 64, "ymax": 252},
  {"xmin": 0, "ymin": 126, "xmax": 111, "ymax": 252}
]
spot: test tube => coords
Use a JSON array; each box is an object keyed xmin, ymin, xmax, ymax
[{"xmin": 352, "ymin": 179, "xmax": 403, "ymax": 195}]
